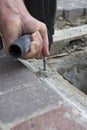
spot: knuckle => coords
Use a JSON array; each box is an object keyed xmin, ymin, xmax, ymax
[
  {"xmin": 42, "ymin": 23, "xmax": 46, "ymax": 28},
  {"xmin": 35, "ymin": 31, "xmax": 40, "ymax": 35},
  {"xmin": 33, "ymin": 40, "xmax": 42, "ymax": 49},
  {"xmin": 33, "ymin": 33, "xmax": 37, "ymax": 37},
  {"xmin": 41, "ymin": 22, "xmax": 47, "ymax": 32}
]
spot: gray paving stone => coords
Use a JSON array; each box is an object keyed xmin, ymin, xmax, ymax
[
  {"xmin": 57, "ymin": 0, "xmax": 87, "ymax": 19},
  {"xmin": 57, "ymin": 0, "xmax": 87, "ymax": 7},
  {"xmin": 0, "ymin": 56, "xmax": 63, "ymax": 124},
  {"xmin": 0, "ymin": 56, "xmax": 40, "ymax": 93},
  {"xmin": 0, "ymin": 83, "xmax": 63, "ymax": 123},
  {"xmin": 11, "ymin": 106, "xmax": 87, "ymax": 130},
  {"xmin": 64, "ymin": 5, "xmax": 84, "ymax": 20}
]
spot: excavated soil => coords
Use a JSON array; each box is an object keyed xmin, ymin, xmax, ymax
[{"xmin": 48, "ymin": 46, "xmax": 87, "ymax": 95}]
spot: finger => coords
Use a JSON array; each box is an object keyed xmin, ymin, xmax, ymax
[
  {"xmin": 22, "ymin": 31, "xmax": 43, "ymax": 60},
  {"xmin": 31, "ymin": 31, "xmax": 43, "ymax": 59},
  {"xmin": 31, "ymin": 31, "xmax": 43, "ymax": 44},
  {"xmin": 22, "ymin": 41, "xmax": 40, "ymax": 60},
  {"xmin": 23, "ymin": 16, "xmax": 49, "ymax": 56},
  {"xmin": 39, "ymin": 23, "xmax": 50, "ymax": 56}
]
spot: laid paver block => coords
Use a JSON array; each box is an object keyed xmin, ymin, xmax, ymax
[
  {"xmin": 0, "ymin": 84, "xmax": 63, "ymax": 124},
  {"xmin": 57, "ymin": 0, "xmax": 87, "ymax": 7},
  {"xmin": 0, "ymin": 56, "xmax": 63, "ymax": 125},
  {"xmin": 11, "ymin": 106, "xmax": 87, "ymax": 130},
  {"xmin": 64, "ymin": 5, "xmax": 84, "ymax": 20},
  {"xmin": 0, "ymin": 56, "xmax": 40, "ymax": 93}
]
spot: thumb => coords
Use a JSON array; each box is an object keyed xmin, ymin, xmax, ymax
[{"xmin": 39, "ymin": 23, "xmax": 50, "ymax": 56}]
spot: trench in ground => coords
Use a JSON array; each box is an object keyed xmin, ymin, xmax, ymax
[
  {"xmin": 49, "ymin": 40, "xmax": 87, "ymax": 95},
  {"xmin": 58, "ymin": 62, "xmax": 87, "ymax": 95}
]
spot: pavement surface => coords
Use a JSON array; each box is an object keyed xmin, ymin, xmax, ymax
[
  {"xmin": 57, "ymin": 0, "xmax": 87, "ymax": 6},
  {"xmin": 57, "ymin": 0, "xmax": 87, "ymax": 20},
  {"xmin": 0, "ymin": 54, "xmax": 87, "ymax": 130}
]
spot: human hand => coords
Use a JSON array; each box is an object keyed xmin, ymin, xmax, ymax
[{"xmin": 0, "ymin": 0, "xmax": 49, "ymax": 59}]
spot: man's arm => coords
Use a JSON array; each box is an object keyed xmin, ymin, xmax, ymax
[{"xmin": 0, "ymin": 0, "xmax": 49, "ymax": 59}]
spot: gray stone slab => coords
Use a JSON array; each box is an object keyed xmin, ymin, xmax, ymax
[
  {"xmin": 0, "ymin": 76, "xmax": 63, "ymax": 124},
  {"xmin": 57, "ymin": 0, "xmax": 87, "ymax": 19},
  {"xmin": 0, "ymin": 56, "xmax": 40, "ymax": 93},
  {"xmin": 57, "ymin": 0, "xmax": 87, "ymax": 7},
  {"xmin": 64, "ymin": 5, "xmax": 84, "ymax": 20},
  {"xmin": 0, "ymin": 56, "xmax": 63, "ymax": 124}
]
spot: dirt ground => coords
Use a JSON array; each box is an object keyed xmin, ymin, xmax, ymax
[{"xmin": 49, "ymin": 1, "xmax": 87, "ymax": 94}]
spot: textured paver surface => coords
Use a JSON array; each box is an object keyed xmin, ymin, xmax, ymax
[
  {"xmin": 57, "ymin": 0, "xmax": 87, "ymax": 19},
  {"xmin": 0, "ymin": 56, "xmax": 63, "ymax": 123},
  {"xmin": 11, "ymin": 106, "xmax": 87, "ymax": 130},
  {"xmin": 0, "ymin": 55, "xmax": 87, "ymax": 130},
  {"xmin": 57, "ymin": 0, "xmax": 87, "ymax": 7}
]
